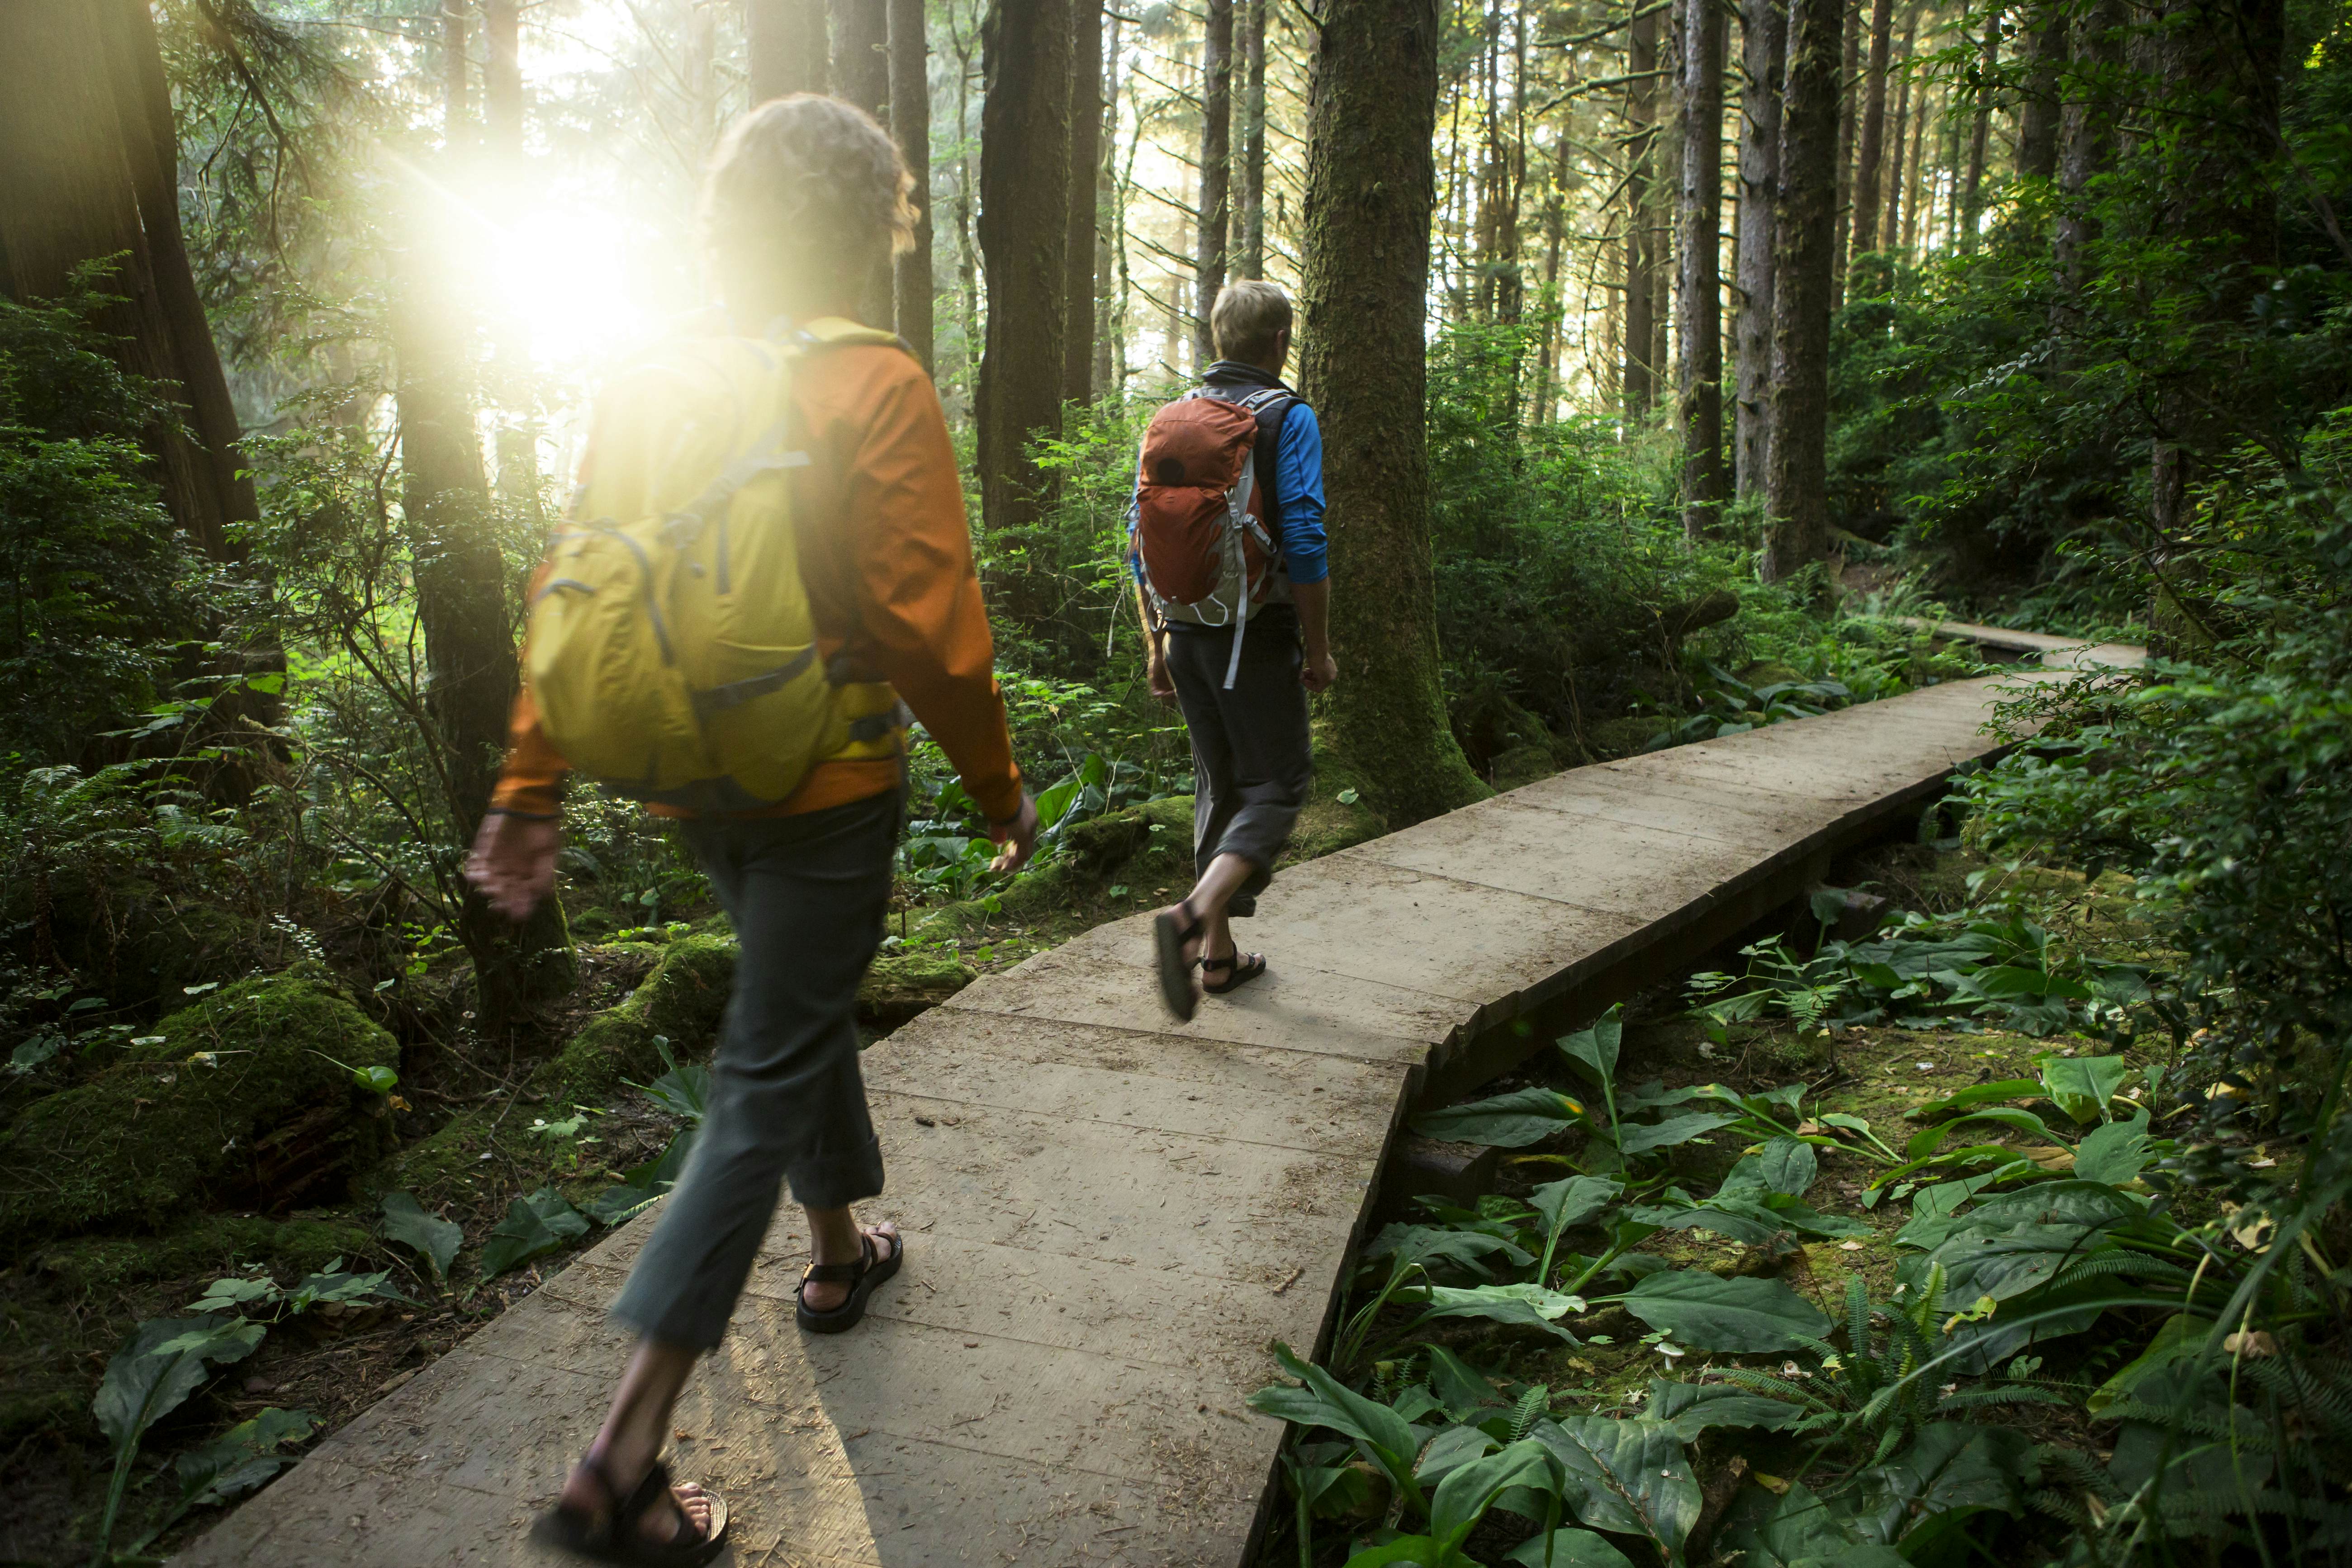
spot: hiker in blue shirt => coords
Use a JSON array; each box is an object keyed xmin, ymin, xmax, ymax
[{"xmin": 1132, "ymin": 280, "xmax": 1334, "ymax": 1019}]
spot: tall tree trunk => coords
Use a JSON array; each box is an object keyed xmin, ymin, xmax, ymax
[
  {"xmin": 1960, "ymin": 4, "xmax": 2001, "ymax": 252},
  {"xmin": 1240, "ymin": 0, "xmax": 1268, "ymax": 277},
  {"xmin": 2148, "ymin": 0, "xmax": 2282, "ymax": 540},
  {"xmin": 2053, "ymin": 0, "xmax": 2121, "ymax": 305},
  {"xmin": 950, "ymin": 12, "xmax": 980, "ymax": 395},
  {"xmin": 443, "ymin": 0, "xmax": 471, "ymax": 144},
  {"xmin": 1880, "ymin": 7, "xmax": 1916, "ymax": 250},
  {"xmin": 1762, "ymin": 0, "xmax": 1845, "ymax": 582},
  {"xmin": 2015, "ymin": 7, "xmax": 2064, "ymax": 180},
  {"xmin": 1531, "ymin": 140, "xmax": 1568, "ymax": 423},
  {"xmin": 1300, "ymin": 0, "xmax": 1486, "ymax": 824},
  {"xmin": 749, "ymin": 0, "xmax": 828, "ymax": 99},
  {"xmin": 1850, "ymin": 0, "xmax": 1894, "ymax": 269},
  {"xmin": 1733, "ymin": 0, "xmax": 1786, "ymax": 498},
  {"xmin": 977, "ymin": 0, "xmax": 1072, "ymax": 626},
  {"xmin": 1196, "ymin": 0, "xmax": 1234, "ymax": 364},
  {"xmin": 887, "ymin": 0, "xmax": 934, "ymax": 369},
  {"xmin": 1623, "ymin": 1, "xmax": 1661, "ymax": 415},
  {"xmin": 1830, "ymin": 0, "xmax": 1860, "ymax": 303},
  {"xmin": 1677, "ymin": 0, "xmax": 1726, "ymax": 536},
  {"xmin": 830, "ymin": 0, "xmax": 894, "ymax": 327},
  {"xmin": 1095, "ymin": 7, "xmax": 1125, "ymax": 391},
  {"xmin": 0, "ymin": 0, "xmax": 261, "ymax": 567},
  {"xmin": 1064, "ymin": 0, "xmax": 1104, "ymax": 404},
  {"xmin": 483, "ymin": 0, "xmax": 522, "ymax": 150}
]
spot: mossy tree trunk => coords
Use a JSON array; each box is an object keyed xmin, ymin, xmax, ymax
[
  {"xmin": 1299, "ymin": 0, "xmax": 1488, "ymax": 828},
  {"xmin": 888, "ymin": 0, "xmax": 934, "ymax": 368},
  {"xmin": 1195, "ymin": 0, "xmax": 1234, "ymax": 365},
  {"xmin": 1849, "ymin": 0, "xmax": 1894, "ymax": 267},
  {"xmin": 1761, "ymin": 0, "xmax": 1845, "ymax": 582},
  {"xmin": 976, "ymin": 0, "xmax": 1072, "ymax": 632},
  {"xmin": 1622, "ymin": 4, "xmax": 1661, "ymax": 416},
  {"xmin": 1676, "ymin": 0, "xmax": 1726, "ymax": 538},
  {"xmin": 1065, "ymin": 0, "xmax": 1105, "ymax": 403},
  {"xmin": 1734, "ymin": 0, "xmax": 1786, "ymax": 500},
  {"xmin": 831, "ymin": 0, "xmax": 895, "ymax": 328}
]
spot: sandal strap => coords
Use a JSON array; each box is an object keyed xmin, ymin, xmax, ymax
[{"xmin": 801, "ymin": 1232, "xmax": 882, "ymax": 1289}]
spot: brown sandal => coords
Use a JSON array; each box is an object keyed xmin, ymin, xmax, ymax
[
  {"xmin": 796, "ymin": 1227, "xmax": 903, "ymax": 1333},
  {"xmin": 1200, "ymin": 951, "xmax": 1266, "ymax": 995},
  {"xmin": 531, "ymin": 1455, "xmax": 728, "ymax": 1566}
]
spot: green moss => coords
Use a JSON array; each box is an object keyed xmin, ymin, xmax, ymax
[
  {"xmin": 0, "ymin": 975, "xmax": 400, "ymax": 1238},
  {"xmin": 861, "ymin": 950, "xmax": 977, "ymax": 1021},
  {"xmin": 1579, "ymin": 715, "xmax": 1672, "ymax": 762},
  {"xmin": 31, "ymin": 1214, "xmax": 375, "ymax": 1300},
  {"xmin": 526, "ymin": 933, "xmax": 737, "ymax": 1106}
]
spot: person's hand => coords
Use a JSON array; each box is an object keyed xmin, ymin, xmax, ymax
[
  {"xmin": 1302, "ymin": 648, "xmax": 1339, "ymax": 693},
  {"xmin": 1147, "ymin": 649, "xmax": 1178, "ymax": 705},
  {"xmin": 465, "ymin": 811, "xmax": 561, "ymax": 920},
  {"xmin": 988, "ymin": 792, "xmax": 1040, "ymax": 874}
]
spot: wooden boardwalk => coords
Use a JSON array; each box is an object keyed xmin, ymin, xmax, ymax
[{"xmin": 176, "ymin": 635, "xmax": 2137, "ymax": 1567}]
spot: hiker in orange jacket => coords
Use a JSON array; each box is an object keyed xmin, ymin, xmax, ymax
[{"xmin": 466, "ymin": 96, "xmax": 1036, "ymax": 1564}]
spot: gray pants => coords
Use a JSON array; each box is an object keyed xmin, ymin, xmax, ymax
[
  {"xmin": 609, "ymin": 791, "xmax": 897, "ymax": 1351},
  {"xmin": 1165, "ymin": 606, "xmax": 1314, "ymax": 912}
]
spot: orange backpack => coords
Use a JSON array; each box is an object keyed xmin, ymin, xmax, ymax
[{"xmin": 1128, "ymin": 385, "xmax": 1295, "ymax": 687}]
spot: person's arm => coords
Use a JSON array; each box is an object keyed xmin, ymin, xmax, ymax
[
  {"xmin": 1275, "ymin": 403, "xmax": 1337, "ymax": 692},
  {"xmin": 1136, "ymin": 575, "xmax": 1176, "ymax": 703},
  {"xmin": 842, "ymin": 357, "xmax": 1034, "ymax": 863},
  {"xmin": 468, "ymin": 559, "xmax": 570, "ymax": 919}
]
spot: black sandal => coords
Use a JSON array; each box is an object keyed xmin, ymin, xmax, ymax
[
  {"xmin": 531, "ymin": 1455, "xmax": 728, "ymax": 1567},
  {"xmin": 1200, "ymin": 951, "xmax": 1267, "ymax": 995},
  {"xmin": 796, "ymin": 1226, "xmax": 903, "ymax": 1334},
  {"xmin": 1152, "ymin": 902, "xmax": 1204, "ymax": 1021}
]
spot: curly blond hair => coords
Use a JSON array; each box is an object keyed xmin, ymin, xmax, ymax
[{"xmin": 700, "ymin": 95, "xmax": 917, "ymax": 312}]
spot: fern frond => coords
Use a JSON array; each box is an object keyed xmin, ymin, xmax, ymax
[{"xmin": 1508, "ymin": 1384, "xmax": 1546, "ymax": 1442}]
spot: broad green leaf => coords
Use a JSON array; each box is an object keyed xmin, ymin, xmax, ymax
[
  {"xmin": 1620, "ymin": 1271, "xmax": 1832, "ymax": 1352},
  {"xmin": 1414, "ymin": 1421, "xmax": 1499, "ymax": 1484},
  {"xmin": 1852, "ymin": 1422, "xmax": 2037, "ymax": 1549},
  {"xmin": 185, "ymin": 1275, "xmax": 279, "ymax": 1313},
  {"xmin": 379, "ymin": 1192, "xmax": 462, "ymax": 1281},
  {"xmin": 1715, "ymin": 1481, "xmax": 1874, "ymax": 1568},
  {"xmin": 1530, "ymin": 1176, "xmax": 1621, "ymax": 1239},
  {"xmin": 1429, "ymin": 1439, "xmax": 1561, "ymax": 1549},
  {"xmin": 354, "ymin": 1064, "xmax": 399, "ymax": 1094},
  {"xmin": 1893, "ymin": 1175, "xmax": 1996, "ymax": 1250},
  {"xmin": 1253, "ymin": 1343, "xmax": 1424, "ymax": 1489},
  {"xmin": 1365, "ymin": 1223, "xmax": 1534, "ymax": 1278},
  {"xmin": 1555, "ymin": 1010, "xmax": 1621, "ymax": 1085},
  {"xmin": 1531, "ymin": 1415, "xmax": 1700, "ymax": 1559},
  {"xmin": 2034, "ymin": 1053, "xmax": 2131, "ymax": 1125},
  {"xmin": 584, "ymin": 1183, "xmax": 665, "ymax": 1227},
  {"xmin": 1902, "ymin": 1106, "xmax": 2058, "ymax": 1160},
  {"xmin": 1755, "ymin": 1137, "xmax": 1817, "ymax": 1197},
  {"xmin": 624, "ymin": 1127, "xmax": 697, "ymax": 1189},
  {"xmin": 172, "ymin": 1406, "xmax": 321, "ymax": 1508},
  {"xmin": 1624, "ymin": 1200, "xmax": 1781, "ymax": 1247},
  {"xmin": 1644, "ymin": 1380, "xmax": 1802, "ymax": 1441},
  {"xmin": 2073, "ymin": 1109, "xmax": 2154, "ymax": 1185},
  {"xmin": 1424, "ymin": 1345, "xmax": 1504, "ymax": 1420},
  {"xmin": 2087, "ymin": 1313, "xmax": 2212, "ymax": 1413},
  {"xmin": 1906, "ymin": 1080, "xmax": 2044, "ymax": 1122},
  {"xmin": 1504, "ymin": 1528, "xmax": 1636, "ymax": 1568},
  {"xmin": 1617, "ymin": 1112, "xmax": 1740, "ymax": 1156},
  {"xmin": 477, "ymin": 1187, "xmax": 590, "ymax": 1279},
  {"xmin": 1414, "ymin": 1284, "xmax": 1586, "ymax": 1342},
  {"xmin": 641, "ymin": 1060, "xmax": 711, "ymax": 1124},
  {"xmin": 1930, "ymin": 1222, "xmax": 2119, "ymax": 1303},
  {"xmin": 94, "ymin": 1317, "xmax": 266, "ymax": 1454},
  {"xmin": 1414, "ymin": 1086, "xmax": 1583, "ymax": 1148},
  {"xmin": 1341, "ymin": 1536, "xmax": 1442, "ymax": 1567}
]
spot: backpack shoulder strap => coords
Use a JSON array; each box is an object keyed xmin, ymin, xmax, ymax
[{"xmin": 791, "ymin": 316, "xmax": 913, "ymax": 355}]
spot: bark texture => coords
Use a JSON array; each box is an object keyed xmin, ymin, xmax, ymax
[
  {"xmin": 1830, "ymin": 0, "xmax": 1860, "ymax": 300},
  {"xmin": 1850, "ymin": 0, "xmax": 1894, "ymax": 265},
  {"xmin": 1960, "ymin": 4, "xmax": 2001, "ymax": 252},
  {"xmin": 2053, "ymin": 0, "xmax": 2122, "ymax": 300},
  {"xmin": 1677, "ymin": 0, "xmax": 1726, "ymax": 535},
  {"xmin": 1065, "ymin": 0, "xmax": 1105, "ymax": 403},
  {"xmin": 977, "ymin": 0, "xmax": 1072, "ymax": 616},
  {"xmin": 831, "ymin": 0, "xmax": 894, "ymax": 327},
  {"xmin": 0, "ymin": 0, "xmax": 261, "ymax": 567},
  {"xmin": 889, "ymin": 0, "xmax": 934, "ymax": 368},
  {"xmin": 1880, "ymin": 7, "xmax": 1916, "ymax": 250},
  {"xmin": 1196, "ymin": 0, "xmax": 1234, "ymax": 363},
  {"xmin": 749, "ymin": 0, "xmax": 829, "ymax": 99},
  {"xmin": 1623, "ymin": 4, "xmax": 1662, "ymax": 415},
  {"xmin": 2015, "ymin": 10, "xmax": 2065, "ymax": 180},
  {"xmin": 1240, "ymin": 0, "xmax": 1268, "ymax": 277},
  {"xmin": 1733, "ymin": 0, "xmax": 1787, "ymax": 497},
  {"xmin": 1094, "ymin": 7, "xmax": 1124, "ymax": 392},
  {"xmin": 1299, "ymin": 0, "xmax": 1487, "ymax": 824},
  {"xmin": 1762, "ymin": 0, "xmax": 1845, "ymax": 581}
]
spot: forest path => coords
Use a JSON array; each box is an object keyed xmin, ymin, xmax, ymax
[{"xmin": 174, "ymin": 630, "xmax": 2140, "ymax": 1568}]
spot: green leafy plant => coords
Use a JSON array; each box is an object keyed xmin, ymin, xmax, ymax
[
  {"xmin": 478, "ymin": 1186, "xmax": 590, "ymax": 1279},
  {"xmin": 90, "ymin": 1316, "xmax": 268, "ymax": 1561}
]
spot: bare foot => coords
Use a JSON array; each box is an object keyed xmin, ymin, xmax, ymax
[{"xmin": 801, "ymin": 1222, "xmax": 900, "ymax": 1312}]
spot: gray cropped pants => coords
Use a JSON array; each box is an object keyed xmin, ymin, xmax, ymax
[
  {"xmin": 608, "ymin": 790, "xmax": 897, "ymax": 1351},
  {"xmin": 1165, "ymin": 605, "xmax": 1314, "ymax": 913}
]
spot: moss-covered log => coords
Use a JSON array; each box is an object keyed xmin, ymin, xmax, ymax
[{"xmin": 0, "ymin": 976, "xmax": 400, "ymax": 1237}]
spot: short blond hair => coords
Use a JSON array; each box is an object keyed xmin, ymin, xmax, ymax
[
  {"xmin": 1211, "ymin": 280, "xmax": 1292, "ymax": 364},
  {"xmin": 701, "ymin": 95, "xmax": 917, "ymax": 307}
]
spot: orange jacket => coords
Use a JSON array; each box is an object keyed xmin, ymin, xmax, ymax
[{"xmin": 489, "ymin": 338, "xmax": 1024, "ymax": 824}]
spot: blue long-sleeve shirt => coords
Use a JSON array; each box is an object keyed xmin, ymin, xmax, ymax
[{"xmin": 1273, "ymin": 402, "xmax": 1328, "ymax": 586}]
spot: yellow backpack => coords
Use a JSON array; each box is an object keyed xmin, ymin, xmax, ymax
[{"xmin": 523, "ymin": 317, "xmax": 910, "ymax": 813}]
